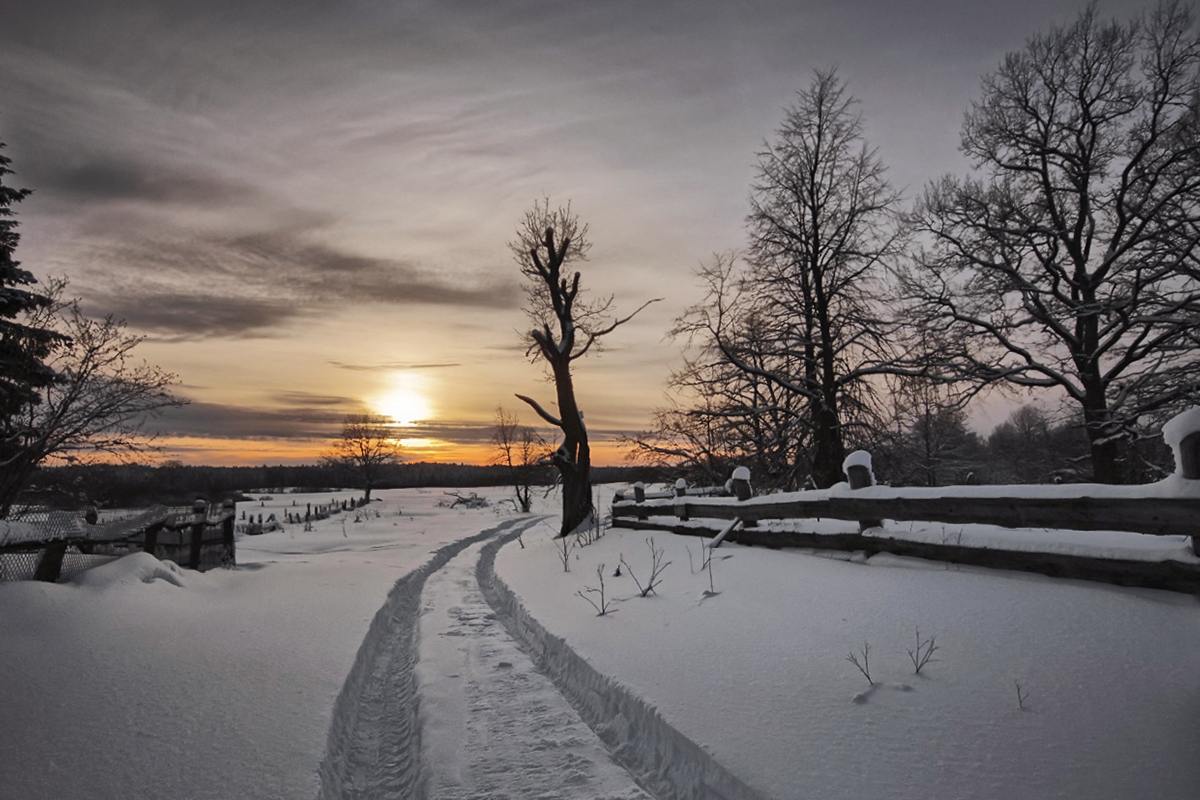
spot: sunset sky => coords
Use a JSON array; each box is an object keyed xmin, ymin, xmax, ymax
[{"xmin": 1, "ymin": 0, "xmax": 1152, "ymax": 466}]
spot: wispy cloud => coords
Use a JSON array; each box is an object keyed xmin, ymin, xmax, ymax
[
  {"xmin": 74, "ymin": 218, "xmax": 521, "ymax": 338},
  {"xmin": 329, "ymin": 360, "xmax": 461, "ymax": 372}
]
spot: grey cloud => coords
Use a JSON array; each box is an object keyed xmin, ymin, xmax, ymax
[
  {"xmin": 82, "ymin": 292, "xmax": 306, "ymax": 340},
  {"xmin": 49, "ymin": 157, "xmax": 254, "ymax": 206},
  {"xmin": 74, "ymin": 219, "xmax": 520, "ymax": 338},
  {"xmin": 156, "ymin": 399, "xmax": 348, "ymax": 440},
  {"xmin": 270, "ymin": 391, "xmax": 359, "ymax": 408}
]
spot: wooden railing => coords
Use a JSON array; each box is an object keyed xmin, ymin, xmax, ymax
[{"xmin": 610, "ymin": 410, "xmax": 1200, "ymax": 593}]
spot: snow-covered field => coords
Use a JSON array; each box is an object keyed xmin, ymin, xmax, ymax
[{"xmin": 3, "ymin": 485, "xmax": 1199, "ymax": 799}]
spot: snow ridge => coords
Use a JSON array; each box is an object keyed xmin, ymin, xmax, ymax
[
  {"xmin": 477, "ymin": 530, "xmax": 769, "ymax": 800},
  {"xmin": 316, "ymin": 520, "xmax": 523, "ymax": 800}
]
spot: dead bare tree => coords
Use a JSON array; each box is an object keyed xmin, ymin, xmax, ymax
[{"xmin": 511, "ymin": 198, "xmax": 658, "ymax": 537}]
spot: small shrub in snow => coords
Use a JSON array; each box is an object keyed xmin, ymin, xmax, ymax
[
  {"xmin": 1015, "ymin": 680, "xmax": 1029, "ymax": 710},
  {"xmin": 846, "ymin": 642, "xmax": 874, "ymax": 685},
  {"xmin": 704, "ymin": 549, "xmax": 717, "ymax": 596},
  {"xmin": 620, "ymin": 537, "xmax": 672, "ymax": 597},
  {"xmin": 577, "ymin": 563, "xmax": 614, "ymax": 616},
  {"xmin": 907, "ymin": 626, "xmax": 940, "ymax": 675},
  {"xmin": 556, "ymin": 533, "xmax": 573, "ymax": 573}
]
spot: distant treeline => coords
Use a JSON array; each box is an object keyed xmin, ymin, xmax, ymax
[{"xmin": 20, "ymin": 461, "xmax": 663, "ymax": 510}]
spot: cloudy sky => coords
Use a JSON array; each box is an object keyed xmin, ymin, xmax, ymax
[{"xmin": 1, "ymin": 0, "xmax": 1152, "ymax": 466}]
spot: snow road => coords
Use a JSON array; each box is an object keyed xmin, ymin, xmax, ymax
[{"xmin": 318, "ymin": 518, "xmax": 759, "ymax": 800}]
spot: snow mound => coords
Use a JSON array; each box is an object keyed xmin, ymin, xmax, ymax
[{"xmin": 71, "ymin": 552, "xmax": 187, "ymax": 590}]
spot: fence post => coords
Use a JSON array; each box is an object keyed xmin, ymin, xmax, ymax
[
  {"xmin": 222, "ymin": 499, "xmax": 236, "ymax": 567},
  {"xmin": 633, "ymin": 482, "xmax": 646, "ymax": 503},
  {"xmin": 142, "ymin": 521, "xmax": 163, "ymax": 556},
  {"xmin": 1162, "ymin": 408, "xmax": 1200, "ymax": 555},
  {"xmin": 672, "ymin": 479, "xmax": 690, "ymax": 521},
  {"xmin": 731, "ymin": 467, "xmax": 755, "ymax": 526},
  {"xmin": 843, "ymin": 451, "xmax": 882, "ymax": 532},
  {"xmin": 189, "ymin": 498, "xmax": 207, "ymax": 570},
  {"xmin": 33, "ymin": 542, "xmax": 68, "ymax": 583}
]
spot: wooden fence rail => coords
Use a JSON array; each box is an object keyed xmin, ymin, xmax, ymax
[
  {"xmin": 614, "ymin": 492, "xmax": 1200, "ymax": 543},
  {"xmin": 610, "ymin": 409, "xmax": 1200, "ymax": 593}
]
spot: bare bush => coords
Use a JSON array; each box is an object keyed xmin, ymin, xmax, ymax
[
  {"xmin": 907, "ymin": 626, "xmax": 940, "ymax": 674},
  {"xmin": 846, "ymin": 642, "xmax": 874, "ymax": 685},
  {"xmin": 620, "ymin": 537, "xmax": 672, "ymax": 597},
  {"xmin": 576, "ymin": 563, "xmax": 613, "ymax": 616},
  {"xmin": 556, "ymin": 531, "xmax": 573, "ymax": 573},
  {"xmin": 1015, "ymin": 680, "xmax": 1029, "ymax": 710}
]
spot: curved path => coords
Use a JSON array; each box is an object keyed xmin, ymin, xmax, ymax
[{"xmin": 318, "ymin": 519, "xmax": 766, "ymax": 800}]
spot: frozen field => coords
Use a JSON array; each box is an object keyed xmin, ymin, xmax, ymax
[{"xmin": 2, "ymin": 484, "xmax": 1199, "ymax": 799}]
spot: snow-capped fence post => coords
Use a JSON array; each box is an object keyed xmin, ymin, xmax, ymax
[
  {"xmin": 1163, "ymin": 408, "xmax": 1200, "ymax": 481},
  {"xmin": 188, "ymin": 498, "xmax": 207, "ymax": 570},
  {"xmin": 1162, "ymin": 409, "xmax": 1200, "ymax": 555},
  {"xmin": 633, "ymin": 482, "xmax": 646, "ymax": 503},
  {"xmin": 673, "ymin": 478, "xmax": 690, "ymax": 521},
  {"xmin": 730, "ymin": 466, "xmax": 756, "ymax": 527},
  {"xmin": 843, "ymin": 451, "xmax": 882, "ymax": 532}
]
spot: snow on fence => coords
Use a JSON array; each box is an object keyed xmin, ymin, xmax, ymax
[
  {"xmin": 0, "ymin": 499, "xmax": 238, "ymax": 583},
  {"xmin": 612, "ymin": 409, "xmax": 1200, "ymax": 594}
]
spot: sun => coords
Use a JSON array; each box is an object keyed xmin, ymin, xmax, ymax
[{"xmin": 374, "ymin": 380, "xmax": 432, "ymax": 427}]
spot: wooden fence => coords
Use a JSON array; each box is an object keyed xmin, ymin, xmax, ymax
[
  {"xmin": 611, "ymin": 418, "xmax": 1200, "ymax": 593},
  {"xmin": 0, "ymin": 499, "xmax": 238, "ymax": 583}
]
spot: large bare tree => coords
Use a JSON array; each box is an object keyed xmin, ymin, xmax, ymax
[
  {"xmin": 510, "ymin": 199, "xmax": 656, "ymax": 536},
  {"xmin": 904, "ymin": 1, "xmax": 1200, "ymax": 483},
  {"xmin": 673, "ymin": 70, "xmax": 905, "ymax": 488}
]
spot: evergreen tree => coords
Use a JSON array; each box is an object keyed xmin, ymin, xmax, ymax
[{"xmin": 0, "ymin": 136, "xmax": 63, "ymax": 483}]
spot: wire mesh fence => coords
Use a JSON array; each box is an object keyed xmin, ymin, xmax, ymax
[{"xmin": 0, "ymin": 503, "xmax": 236, "ymax": 583}]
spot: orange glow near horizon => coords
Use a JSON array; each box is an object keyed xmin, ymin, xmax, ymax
[{"xmin": 154, "ymin": 436, "xmax": 635, "ymax": 469}]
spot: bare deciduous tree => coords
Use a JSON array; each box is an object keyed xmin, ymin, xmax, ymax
[
  {"xmin": 323, "ymin": 413, "xmax": 401, "ymax": 502},
  {"xmin": 672, "ymin": 70, "xmax": 906, "ymax": 488},
  {"xmin": 491, "ymin": 405, "xmax": 544, "ymax": 513},
  {"xmin": 510, "ymin": 198, "xmax": 657, "ymax": 537},
  {"xmin": 904, "ymin": 1, "xmax": 1200, "ymax": 483},
  {"xmin": 0, "ymin": 279, "xmax": 183, "ymax": 517}
]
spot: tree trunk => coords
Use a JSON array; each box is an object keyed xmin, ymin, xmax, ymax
[
  {"xmin": 1082, "ymin": 397, "xmax": 1123, "ymax": 484},
  {"xmin": 552, "ymin": 359, "xmax": 593, "ymax": 536}
]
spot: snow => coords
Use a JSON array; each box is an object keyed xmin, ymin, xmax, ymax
[
  {"xmin": 496, "ymin": 490, "xmax": 1200, "ymax": 799},
  {"xmin": 3, "ymin": 484, "xmax": 1200, "ymax": 799},
  {"xmin": 1163, "ymin": 406, "xmax": 1200, "ymax": 452},
  {"xmin": 842, "ymin": 448, "xmax": 874, "ymax": 476}
]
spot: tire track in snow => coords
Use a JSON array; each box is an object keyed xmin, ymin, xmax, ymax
[
  {"xmin": 478, "ymin": 530, "xmax": 770, "ymax": 800},
  {"xmin": 416, "ymin": 531, "xmax": 652, "ymax": 800},
  {"xmin": 316, "ymin": 521, "xmax": 521, "ymax": 800}
]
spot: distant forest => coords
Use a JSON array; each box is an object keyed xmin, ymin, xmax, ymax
[{"xmin": 20, "ymin": 461, "xmax": 661, "ymax": 511}]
